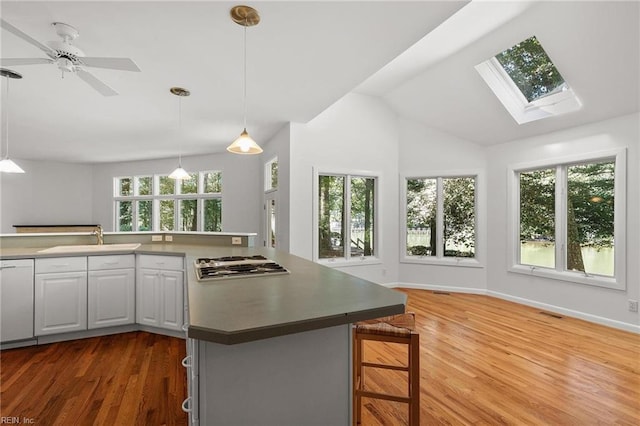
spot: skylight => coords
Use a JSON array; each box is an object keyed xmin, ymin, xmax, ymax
[{"xmin": 475, "ymin": 35, "xmax": 581, "ymax": 124}]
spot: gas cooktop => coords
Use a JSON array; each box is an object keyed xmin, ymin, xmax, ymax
[{"xmin": 194, "ymin": 255, "xmax": 289, "ymax": 281}]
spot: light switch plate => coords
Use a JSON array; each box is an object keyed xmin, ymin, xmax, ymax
[
  {"xmin": 165, "ymin": 235, "xmax": 173, "ymax": 242},
  {"xmin": 232, "ymin": 237, "xmax": 242, "ymax": 245},
  {"xmin": 151, "ymin": 235, "xmax": 163, "ymax": 242}
]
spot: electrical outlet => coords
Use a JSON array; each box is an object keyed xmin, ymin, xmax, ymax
[
  {"xmin": 151, "ymin": 235, "xmax": 163, "ymax": 242},
  {"xmin": 231, "ymin": 237, "xmax": 242, "ymax": 245},
  {"xmin": 165, "ymin": 235, "xmax": 173, "ymax": 242},
  {"xmin": 629, "ymin": 300, "xmax": 639, "ymax": 313}
]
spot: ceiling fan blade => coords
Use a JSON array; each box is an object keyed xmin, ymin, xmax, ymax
[
  {"xmin": 0, "ymin": 57, "xmax": 54, "ymax": 66},
  {"xmin": 1, "ymin": 19, "xmax": 56, "ymax": 57},
  {"xmin": 76, "ymin": 68, "xmax": 118, "ymax": 96},
  {"xmin": 80, "ymin": 57, "xmax": 141, "ymax": 72}
]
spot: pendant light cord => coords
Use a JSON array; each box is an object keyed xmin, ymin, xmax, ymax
[
  {"xmin": 178, "ymin": 95, "xmax": 182, "ymax": 166},
  {"xmin": 243, "ymin": 18, "xmax": 248, "ymax": 130}
]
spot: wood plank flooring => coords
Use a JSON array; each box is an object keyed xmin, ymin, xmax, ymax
[
  {"xmin": 359, "ymin": 289, "xmax": 640, "ymax": 425},
  {"xmin": 0, "ymin": 331, "xmax": 187, "ymax": 425},
  {"xmin": 1, "ymin": 290, "xmax": 638, "ymax": 425}
]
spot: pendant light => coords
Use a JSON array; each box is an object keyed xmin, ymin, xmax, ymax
[
  {"xmin": 168, "ymin": 86, "xmax": 191, "ymax": 180},
  {"xmin": 227, "ymin": 5, "xmax": 263, "ymax": 155},
  {"xmin": 0, "ymin": 68, "xmax": 25, "ymax": 174}
]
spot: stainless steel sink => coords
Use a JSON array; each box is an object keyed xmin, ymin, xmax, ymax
[{"xmin": 38, "ymin": 243, "xmax": 141, "ymax": 254}]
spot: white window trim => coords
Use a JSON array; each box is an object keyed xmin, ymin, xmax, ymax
[
  {"xmin": 264, "ymin": 156, "xmax": 278, "ymax": 193},
  {"xmin": 114, "ymin": 170, "xmax": 222, "ymax": 232},
  {"xmin": 507, "ymin": 148, "xmax": 626, "ymax": 290},
  {"xmin": 400, "ymin": 169, "xmax": 484, "ymax": 268},
  {"xmin": 312, "ymin": 167, "xmax": 381, "ymax": 267},
  {"xmin": 475, "ymin": 57, "xmax": 581, "ymax": 125}
]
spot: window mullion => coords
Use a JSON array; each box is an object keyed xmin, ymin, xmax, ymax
[
  {"xmin": 555, "ymin": 165, "xmax": 567, "ymax": 272},
  {"xmin": 436, "ymin": 177, "xmax": 444, "ymax": 258},
  {"xmin": 344, "ymin": 176, "xmax": 352, "ymax": 260}
]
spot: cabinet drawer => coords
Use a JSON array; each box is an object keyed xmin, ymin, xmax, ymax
[
  {"xmin": 35, "ymin": 257, "xmax": 87, "ymax": 274},
  {"xmin": 88, "ymin": 254, "xmax": 135, "ymax": 271},
  {"xmin": 137, "ymin": 254, "xmax": 184, "ymax": 271}
]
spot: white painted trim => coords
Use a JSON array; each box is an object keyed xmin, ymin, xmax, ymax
[{"xmin": 382, "ymin": 283, "xmax": 640, "ymax": 334}]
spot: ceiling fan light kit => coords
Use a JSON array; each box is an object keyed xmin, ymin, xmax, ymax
[
  {"xmin": 168, "ymin": 87, "xmax": 192, "ymax": 180},
  {"xmin": 0, "ymin": 18, "xmax": 141, "ymax": 96},
  {"xmin": 227, "ymin": 5, "xmax": 263, "ymax": 155},
  {"xmin": 0, "ymin": 68, "xmax": 25, "ymax": 174}
]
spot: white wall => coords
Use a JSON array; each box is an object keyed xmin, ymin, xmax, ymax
[
  {"xmin": 261, "ymin": 124, "xmax": 291, "ymax": 253},
  {"xmin": 92, "ymin": 152, "xmax": 262, "ymax": 236},
  {"xmin": 397, "ymin": 118, "xmax": 488, "ymax": 291},
  {"xmin": 486, "ymin": 113, "xmax": 639, "ymax": 330},
  {"xmin": 0, "ymin": 159, "xmax": 93, "ymax": 233},
  {"xmin": 289, "ymin": 93, "xmax": 400, "ymax": 284}
]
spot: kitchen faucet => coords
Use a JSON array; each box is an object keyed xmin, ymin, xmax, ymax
[{"xmin": 93, "ymin": 225, "xmax": 104, "ymax": 245}]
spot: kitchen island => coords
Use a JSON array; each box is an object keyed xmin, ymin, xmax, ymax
[
  {"xmin": 0, "ymin": 237, "xmax": 406, "ymax": 425},
  {"xmin": 183, "ymin": 247, "xmax": 406, "ymax": 425}
]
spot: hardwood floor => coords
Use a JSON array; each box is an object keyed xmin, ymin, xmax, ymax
[
  {"xmin": 1, "ymin": 290, "xmax": 638, "ymax": 425},
  {"xmin": 0, "ymin": 331, "xmax": 187, "ymax": 425},
  {"xmin": 359, "ymin": 288, "xmax": 640, "ymax": 425}
]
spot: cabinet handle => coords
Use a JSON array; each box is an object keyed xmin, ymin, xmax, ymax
[
  {"xmin": 181, "ymin": 397, "xmax": 192, "ymax": 413},
  {"xmin": 103, "ymin": 261, "xmax": 120, "ymax": 265},
  {"xmin": 0, "ymin": 265, "xmax": 17, "ymax": 270},
  {"xmin": 181, "ymin": 355, "xmax": 192, "ymax": 368},
  {"xmin": 51, "ymin": 264, "xmax": 71, "ymax": 268},
  {"xmin": 182, "ymin": 323, "xmax": 189, "ymax": 332}
]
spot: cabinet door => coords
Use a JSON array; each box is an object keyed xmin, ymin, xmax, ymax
[
  {"xmin": 88, "ymin": 268, "xmax": 135, "ymax": 329},
  {"xmin": 137, "ymin": 268, "xmax": 160, "ymax": 327},
  {"xmin": 35, "ymin": 272, "xmax": 87, "ymax": 336},
  {"xmin": 0, "ymin": 259, "xmax": 35, "ymax": 342},
  {"xmin": 160, "ymin": 270, "xmax": 184, "ymax": 331}
]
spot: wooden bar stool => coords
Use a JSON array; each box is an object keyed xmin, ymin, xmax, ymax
[{"xmin": 353, "ymin": 312, "xmax": 420, "ymax": 426}]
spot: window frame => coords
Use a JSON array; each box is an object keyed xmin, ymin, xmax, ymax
[
  {"xmin": 265, "ymin": 156, "xmax": 278, "ymax": 193},
  {"xmin": 507, "ymin": 148, "xmax": 626, "ymax": 290},
  {"xmin": 113, "ymin": 170, "xmax": 222, "ymax": 232},
  {"xmin": 400, "ymin": 170, "xmax": 483, "ymax": 268},
  {"xmin": 312, "ymin": 167, "xmax": 381, "ymax": 267},
  {"xmin": 475, "ymin": 37, "xmax": 581, "ymax": 125}
]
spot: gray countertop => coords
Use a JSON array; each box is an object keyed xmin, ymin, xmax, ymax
[{"xmin": 0, "ymin": 244, "xmax": 406, "ymax": 345}]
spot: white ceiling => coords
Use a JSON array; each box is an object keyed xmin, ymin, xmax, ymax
[{"xmin": 1, "ymin": 1, "xmax": 638, "ymax": 164}]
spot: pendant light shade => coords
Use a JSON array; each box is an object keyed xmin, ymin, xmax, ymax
[
  {"xmin": 1, "ymin": 68, "xmax": 25, "ymax": 174},
  {"xmin": 168, "ymin": 87, "xmax": 191, "ymax": 180},
  {"xmin": 227, "ymin": 128, "xmax": 263, "ymax": 154},
  {"xmin": 227, "ymin": 5, "xmax": 263, "ymax": 155}
]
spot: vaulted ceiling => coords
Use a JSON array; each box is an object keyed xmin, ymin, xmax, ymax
[{"xmin": 1, "ymin": 1, "xmax": 638, "ymax": 164}]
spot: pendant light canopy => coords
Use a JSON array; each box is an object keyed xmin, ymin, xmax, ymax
[
  {"xmin": 227, "ymin": 5, "xmax": 263, "ymax": 155},
  {"xmin": 0, "ymin": 68, "xmax": 25, "ymax": 174},
  {"xmin": 168, "ymin": 86, "xmax": 192, "ymax": 180}
]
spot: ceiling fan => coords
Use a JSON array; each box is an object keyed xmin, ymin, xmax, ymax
[{"xmin": 0, "ymin": 19, "xmax": 141, "ymax": 96}]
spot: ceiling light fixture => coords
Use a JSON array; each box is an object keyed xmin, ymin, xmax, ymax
[
  {"xmin": 168, "ymin": 86, "xmax": 192, "ymax": 180},
  {"xmin": 0, "ymin": 68, "xmax": 25, "ymax": 174},
  {"xmin": 227, "ymin": 5, "xmax": 263, "ymax": 155}
]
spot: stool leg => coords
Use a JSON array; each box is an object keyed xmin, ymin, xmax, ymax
[
  {"xmin": 353, "ymin": 333, "xmax": 363, "ymax": 425},
  {"xmin": 409, "ymin": 333, "xmax": 420, "ymax": 426}
]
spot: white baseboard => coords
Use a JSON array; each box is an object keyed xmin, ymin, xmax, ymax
[{"xmin": 384, "ymin": 282, "xmax": 640, "ymax": 334}]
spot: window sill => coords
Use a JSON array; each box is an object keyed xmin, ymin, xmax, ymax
[
  {"xmin": 508, "ymin": 264, "xmax": 624, "ymax": 290},
  {"xmin": 401, "ymin": 256, "xmax": 484, "ymax": 268},
  {"xmin": 318, "ymin": 257, "xmax": 382, "ymax": 268}
]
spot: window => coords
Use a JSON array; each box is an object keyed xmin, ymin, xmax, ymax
[
  {"xmin": 265, "ymin": 157, "xmax": 278, "ymax": 191},
  {"xmin": 475, "ymin": 36, "xmax": 581, "ymax": 124},
  {"xmin": 114, "ymin": 171, "xmax": 222, "ymax": 232},
  {"xmin": 315, "ymin": 171, "xmax": 377, "ymax": 263},
  {"xmin": 509, "ymin": 149, "xmax": 626, "ymax": 289},
  {"xmin": 404, "ymin": 175, "xmax": 477, "ymax": 263}
]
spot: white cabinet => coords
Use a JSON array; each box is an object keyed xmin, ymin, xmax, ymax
[
  {"xmin": 34, "ymin": 257, "xmax": 87, "ymax": 336},
  {"xmin": 88, "ymin": 255, "xmax": 135, "ymax": 329},
  {"xmin": 136, "ymin": 255, "xmax": 184, "ymax": 331},
  {"xmin": 0, "ymin": 259, "xmax": 35, "ymax": 342}
]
